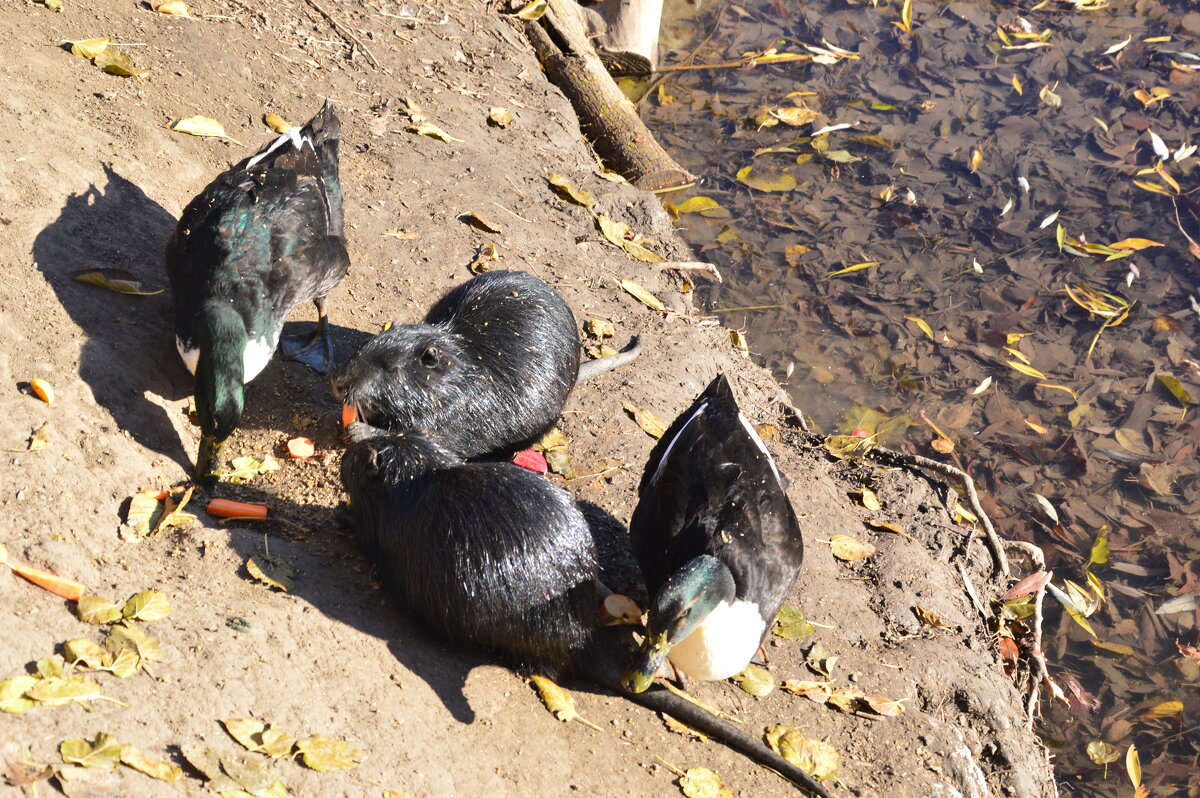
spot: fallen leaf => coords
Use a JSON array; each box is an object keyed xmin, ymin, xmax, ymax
[
  {"xmin": 169, "ymin": 116, "xmax": 236, "ymax": 140},
  {"xmin": 764, "ymin": 726, "xmax": 837, "ymax": 781},
  {"xmin": 679, "ymin": 767, "xmax": 734, "ymax": 798},
  {"xmin": 1086, "ymin": 740, "xmax": 1120, "ymax": 765},
  {"xmin": 224, "ymin": 455, "xmax": 280, "ymax": 483},
  {"xmin": 487, "ymin": 107, "xmax": 513, "ymax": 128},
  {"xmin": 729, "ymin": 330, "xmax": 750, "ymax": 358},
  {"xmin": 1003, "ymin": 570, "xmax": 1052, "ymax": 600},
  {"xmin": 1031, "ymin": 493, "xmax": 1059, "ymax": 523},
  {"xmin": 62, "ymin": 639, "xmax": 108, "ymax": 668},
  {"xmin": 1156, "ymin": 373, "xmax": 1192, "ymax": 406},
  {"xmin": 773, "ymin": 605, "xmax": 814, "ymax": 640},
  {"xmin": 459, "ymin": 212, "xmax": 503, "ymax": 234},
  {"xmin": 619, "ymin": 279, "xmax": 667, "ymax": 311},
  {"xmin": 1126, "ymin": 744, "xmax": 1142, "ymax": 790},
  {"xmin": 467, "ymin": 242, "xmax": 499, "ymax": 274},
  {"xmin": 222, "ymin": 719, "xmax": 297, "ymax": 758},
  {"xmin": 0, "ymin": 677, "xmax": 38, "ymax": 714},
  {"xmin": 27, "ymin": 421, "xmax": 50, "ymax": 452},
  {"xmin": 545, "ymin": 173, "xmax": 594, "ymax": 207},
  {"xmin": 151, "ymin": 0, "xmax": 193, "ymax": 17},
  {"xmin": 0, "ymin": 736, "xmax": 52, "ymax": 785},
  {"xmin": 106, "ymin": 620, "xmax": 162, "ymax": 663},
  {"xmin": 824, "ymin": 260, "xmax": 879, "ymax": 278},
  {"xmin": 294, "ymin": 736, "xmax": 365, "ymax": 771},
  {"xmin": 529, "ymin": 675, "xmax": 602, "ymax": 730},
  {"xmin": 28, "ymin": 677, "xmax": 104, "ymax": 707},
  {"xmin": 597, "ymin": 215, "xmax": 665, "ymax": 262},
  {"xmin": 623, "ymin": 402, "xmax": 667, "ymax": 438},
  {"xmin": 912, "ymin": 605, "xmax": 947, "ymax": 628},
  {"xmin": 584, "ymin": 319, "xmax": 615, "ymax": 339},
  {"xmin": 73, "ymin": 267, "xmax": 163, "ymax": 296},
  {"xmin": 122, "ymin": 590, "xmax": 171, "ymax": 622},
  {"xmin": 676, "ymin": 196, "xmax": 723, "ymax": 215},
  {"xmin": 406, "ymin": 122, "xmax": 463, "ymax": 143},
  {"xmin": 76, "ymin": 596, "xmax": 123, "ymax": 625},
  {"xmin": 830, "ymin": 534, "xmax": 875, "ymax": 561},
  {"xmin": 733, "ymin": 664, "xmax": 774, "ymax": 696},
  {"xmin": 862, "ymin": 694, "xmax": 905, "ymax": 716},
  {"xmin": 263, "ymin": 113, "xmax": 290, "ymax": 133},
  {"xmin": 247, "ymin": 556, "xmax": 295, "ymax": 592},
  {"xmin": 510, "ymin": 0, "xmax": 547, "ymax": 20},
  {"xmin": 119, "ymin": 746, "xmax": 182, "ymax": 781},
  {"xmin": 60, "ymin": 734, "xmax": 123, "ymax": 769},
  {"xmin": 67, "ymin": 38, "xmax": 112, "ymax": 59},
  {"xmin": 1133, "ymin": 699, "xmax": 1183, "ymax": 721},
  {"xmin": 662, "ymin": 714, "xmax": 708, "ymax": 741}
]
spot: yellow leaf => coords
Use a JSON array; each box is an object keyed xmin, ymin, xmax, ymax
[
  {"xmin": 1086, "ymin": 741, "xmax": 1120, "ymax": 765},
  {"xmin": 619, "ymin": 279, "xmax": 666, "ymax": 312},
  {"xmin": 623, "ymin": 403, "xmax": 668, "ymax": 439},
  {"xmin": 1132, "ymin": 179, "xmax": 1172, "ymax": 195},
  {"xmin": 1036, "ymin": 383, "xmax": 1077, "ymax": 399},
  {"xmin": 1090, "ymin": 640, "xmax": 1135, "ymax": 657},
  {"xmin": 68, "ymin": 38, "xmax": 112, "ymax": 59},
  {"xmin": 511, "ymin": 0, "xmax": 547, "ymax": 20},
  {"xmin": 169, "ymin": 115, "xmax": 237, "ymax": 142},
  {"xmin": 677, "ymin": 196, "xmax": 722, "ymax": 214},
  {"xmin": 263, "ymin": 113, "xmax": 290, "ymax": 133},
  {"xmin": 858, "ymin": 489, "xmax": 881, "ymax": 512},
  {"xmin": 529, "ymin": 675, "xmax": 601, "ymax": 731},
  {"xmin": 825, "ymin": 261, "xmax": 879, "ymax": 278},
  {"xmin": 735, "ymin": 165, "xmax": 797, "ymax": 192},
  {"xmin": 968, "ymin": 146, "xmax": 983, "ymax": 173},
  {"xmin": 680, "ymin": 767, "xmax": 734, "ymax": 798},
  {"xmin": 152, "ymin": 0, "xmax": 193, "ymax": 17},
  {"xmin": 1126, "ymin": 744, "xmax": 1142, "ymax": 789},
  {"xmin": 730, "ymin": 330, "xmax": 750, "ymax": 358},
  {"xmin": 406, "ymin": 122, "xmax": 463, "ymax": 143},
  {"xmin": 1006, "ymin": 360, "xmax": 1046, "ymax": 380},
  {"xmin": 545, "ymin": 173, "xmax": 594, "ymax": 208},
  {"xmin": 93, "ymin": 47, "xmax": 150, "ymax": 78},
  {"xmin": 1012, "ymin": 75, "xmax": 1023, "ymax": 95},
  {"xmin": 1108, "ymin": 237, "xmax": 1163, "ymax": 251},
  {"xmin": 487, "ymin": 107, "xmax": 513, "ymax": 128},
  {"xmin": 830, "ymin": 534, "xmax": 875, "ymax": 561},
  {"xmin": 1024, "ymin": 419, "xmax": 1049, "ymax": 434},
  {"xmin": 764, "ymin": 726, "xmax": 838, "ymax": 781},
  {"xmin": 120, "ymin": 746, "xmax": 182, "ymax": 781},
  {"xmin": 1134, "ymin": 699, "xmax": 1183, "ymax": 720},
  {"xmin": 905, "ymin": 316, "xmax": 934, "ymax": 340},
  {"xmin": 1157, "ymin": 373, "xmax": 1192, "ymax": 406}
]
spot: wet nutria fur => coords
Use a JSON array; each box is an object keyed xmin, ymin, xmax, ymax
[
  {"xmin": 340, "ymin": 424, "xmax": 829, "ymax": 796},
  {"xmin": 331, "ymin": 270, "xmax": 638, "ymax": 459}
]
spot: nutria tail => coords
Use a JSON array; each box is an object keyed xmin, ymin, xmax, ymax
[
  {"xmin": 576, "ymin": 336, "xmax": 643, "ymax": 385},
  {"xmin": 577, "ymin": 629, "xmax": 830, "ymax": 797}
]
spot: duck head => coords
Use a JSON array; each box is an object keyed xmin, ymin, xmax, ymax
[
  {"xmin": 193, "ymin": 303, "xmax": 247, "ymax": 484},
  {"xmin": 622, "ymin": 554, "xmax": 735, "ymax": 693}
]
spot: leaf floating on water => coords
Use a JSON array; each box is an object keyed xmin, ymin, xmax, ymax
[
  {"xmin": 829, "ymin": 534, "xmax": 874, "ymax": 561},
  {"xmin": 60, "ymin": 733, "xmax": 123, "ymax": 769},
  {"xmin": 1086, "ymin": 740, "xmax": 1120, "ymax": 765},
  {"xmin": 1132, "ymin": 699, "xmax": 1183, "ymax": 721},
  {"xmin": 735, "ymin": 165, "xmax": 797, "ymax": 192},
  {"xmin": 824, "ymin": 260, "xmax": 879, "ymax": 278},
  {"xmin": 1126, "ymin": 744, "xmax": 1142, "ymax": 792},
  {"xmin": 170, "ymin": 115, "xmax": 235, "ymax": 141},
  {"xmin": 120, "ymin": 745, "xmax": 182, "ymax": 781},
  {"xmin": 73, "ymin": 268, "xmax": 164, "ymax": 296},
  {"xmin": 545, "ymin": 173, "xmax": 594, "ymax": 208},
  {"xmin": 1006, "ymin": 360, "xmax": 1047, "ymax": 380},
  {"xmin": 529, "ymin": 675, "xmax": 602, "ymax": 731},
  {"xmin": 679, "ymin": 767, "xmax": 734, "ymax": 798},
  {"xmin": 294, "ymin": 736, "xmax": 366, "ymax": 771},
  {"xmin": 764, "ymin": 726, "xmax": 838, "ymax": 782},
  {"xmin": 733, "ymin": 665, "xmax": 774, "ymax": 696},
  {"xmin": 67, "ymin": 38, "xmax": 112, "ymax": 59},
  {"xmin": 623, "ymin": 402, "xmax": 668, "ymax": 439},
  {"xmin": 1030, "ymin": 492, "xmax": 1059, "ymax": 523},
  {"xmin": 459, "ymin": 212, "xmax": 503, "ymax": 234},
  {"xmin": 1156, "ymin": 373, "xmax": 1192, "ymax": 407},
  {"xmin": 971, "ymin": 376, "xmax": 992, "ymax": 395},
  {"xmin": 122, "ymin": 590, "xmax": 172, "ymax": 622},
  {"xmin": 406, "ymin": 121, "xmax": 463, "ymax": 143},
  {"xmin": 618, "ymin": 279, "xmax": 667, "ymax": 312},
  {"xmin": 247, "ymin": 556, "xmax": 295, "ymax": 592},
  {"xmin": 76, "ymin": 595, "xmax": 123, "ymax": 625},
  {"xmin": 905, "ymin": 316, "xmax": 934, "ymax": 341},
  {"xmin": 676, "ymin": 196, "xmax": 722, "ymax": 214}
]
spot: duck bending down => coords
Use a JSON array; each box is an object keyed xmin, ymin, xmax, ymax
[
  {"xmin": 166, "ymin": 101, "xmax": 349, "ymax": 482},
  {"xmin": 622, "ymin": 374, "xmax": 805, "ymax": 692}
]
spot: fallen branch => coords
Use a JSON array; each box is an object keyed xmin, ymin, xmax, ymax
[{"xmin": 867, "ymin": 447, "xmax": 1010, "ymax": 579}]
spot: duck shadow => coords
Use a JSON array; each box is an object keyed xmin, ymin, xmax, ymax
[
  {"xmin": 30, "ymin": 164, "xmax": 376, "ymax": 468},
  {"xmin": 218, "ymin": 487, "xmax": 641, "ymax": 725},
  {"xmin": 32, "ymin": 165, "xmax": 190, "ymax": 466}
]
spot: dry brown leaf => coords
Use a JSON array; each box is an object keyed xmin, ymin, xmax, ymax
[
  {"xmin": 623, "ymin": 403, "xmax": 667, "ymax": 439},
  {"xmin": 618, "ymin": 279, "xmax": 666, "ymax": 312}
]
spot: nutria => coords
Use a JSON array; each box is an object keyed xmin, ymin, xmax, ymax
[
  {"xmin": 331, "ymin": 270, "xmax": 640, "ymax": 459},
  {"xmin": 340, "ymin": 424, "xmax": 828, "ymax": 797}
]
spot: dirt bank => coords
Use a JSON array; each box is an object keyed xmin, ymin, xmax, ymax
[{"xmin": 0, "ymin": 0, "xmax": 1053, "ymax": 795}]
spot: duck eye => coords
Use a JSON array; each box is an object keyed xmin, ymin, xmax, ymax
[{"xmin": 420, "ymin": 347, "xmax": 440, "ymax": 368}]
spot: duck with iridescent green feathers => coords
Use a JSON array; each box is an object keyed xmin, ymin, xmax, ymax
[
  {"xmin": 622, "ymin": 374, "xmax": 805, "ymax": 693},
  {"xmin": 166, "ymin": 101, "xmax": 349, "ymax": 483}
]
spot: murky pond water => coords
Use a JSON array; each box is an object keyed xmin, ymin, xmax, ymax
[{"xmin": 639, "ymin": 0, "xmax": 1200, "ymax": 793}]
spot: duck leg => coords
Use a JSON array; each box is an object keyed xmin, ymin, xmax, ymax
[{"xmin": 281, "ymin": 296, "xmax": 335, "ymax": 373}]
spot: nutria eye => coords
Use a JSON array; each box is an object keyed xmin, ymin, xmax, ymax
[{"xmin": 420, "ymin": 347, "xmax": 440, "ymax": 368}]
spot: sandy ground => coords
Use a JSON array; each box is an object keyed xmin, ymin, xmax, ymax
[{"xmin": 1, "ymin": 1, "xmax": 1054, "ymax": 795}]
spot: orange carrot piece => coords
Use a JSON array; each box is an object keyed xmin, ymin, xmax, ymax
[
  {"xmin": 206, "ymin": 499, "xmax": 269, "ymax": 520},
  {"xmin": 287, "ymin": 437, "xmax": 315, "ymax": 459},
  {"xmin": 9, "ymin": 562, "xmax": 85, "ymax": 601},
  {"xmin": 342, "ymin": 404, "xmax": 357, "ymax": 428}
]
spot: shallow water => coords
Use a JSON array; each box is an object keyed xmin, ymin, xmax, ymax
[{"xmin": 641, "ymin": 0, "xmax": 1200, "ymax": 793}]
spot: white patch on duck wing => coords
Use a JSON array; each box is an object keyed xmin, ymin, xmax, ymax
[
  {"xmin": 738, "ymin": 412, "xmax": 783, "ymax": 484},
  {"xmin": 649, "ymin": 401, "xmax": 708, "ymax": 486},
  {"xmin": 176, "ymin": 336, "xmax": 200, "ymax": 375},
  {"xmin": 667, "ymin": 598, "xmax": 765, "ymax": 681},
  {"xmin": 245, "ymin": 126, "xmax": 310, "ymax": 169},
  {"xmin": 243, "ymin": 337, "xmax": 276, "ymax": 383}
]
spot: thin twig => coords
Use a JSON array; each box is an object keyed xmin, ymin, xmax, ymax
[
  {"xmin": 1025, "ymin": 579, "xmax": 1049, "ymax": 730},
  {"xmin": 868, "ymin": 446, "xmax": 1010, "ymax": 578},
  {"xmin": 303, "ymin": 0, "xmax": 378, "ymax": 67},
  {"xmin": 955, "ymin": 561, "xmax": 990, "ymax": 622}
]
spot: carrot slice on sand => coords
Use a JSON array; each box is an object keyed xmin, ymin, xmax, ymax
[
  {"xmin": 206, "ymin": 499, "xmax": 269, "ymax": 520},
  {"xmin": 287, "ymin": 437, "xmax": 315, "ymax": 459},
  {"xmin": 341, "ymin": 404, "xmax": 357, "ymax": 428},
  {"xmin": 9, "ymin": 562, "xmax": 86, "ymax": 601}
]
